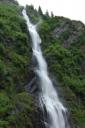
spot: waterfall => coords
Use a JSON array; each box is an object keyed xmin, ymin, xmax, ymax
[{"xmin": 22, "ymin": 9, "xmax": 70, "ymax": 128}]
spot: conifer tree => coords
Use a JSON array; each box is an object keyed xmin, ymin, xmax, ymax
[
  {"xmin": 45, "ymin": 10, "xmax": 49, "ymax": 17},
  {"xmin": 38, "ymin": 6, "xmax": 43, "ymax": 16}
]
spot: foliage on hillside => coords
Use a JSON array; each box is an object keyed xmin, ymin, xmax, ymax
[
  {"xmin": 41, "ymin": 18, "xmax": 85, "ymax": 128},
  {"xmin": 26, "ymin": 5, "xmax": 85, "ymax": 128},
  {"xmin": 0, "ymin": 1, "xmax": 85, "ymax": 128},
  {"xmin": 0, "ymin": 1, "xmax": 35, "ymax": 128},
  {"xmin": 0, "ymin": 0, "xmax": 18, "ymax": 5}
]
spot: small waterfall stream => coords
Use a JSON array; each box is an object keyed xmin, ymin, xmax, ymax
[{"xmin": 22, "ymin": 9, "xmax": 70, "ymax": 128}]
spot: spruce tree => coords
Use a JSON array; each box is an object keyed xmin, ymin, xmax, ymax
[{"xmin": 38, "ymin": 6, "xmax": 43, "ymax": 16}]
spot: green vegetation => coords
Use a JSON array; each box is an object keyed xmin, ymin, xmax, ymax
[
  {"xmin": 41, "ymin": 18, "xmax": 85, "ymax": 128},
  {"xmin": 26, "ymin": 5, "xmax": 42, "ymax": 24},
  {"xmin": 44, "ymin": 43, "xmax": 85, "ymax": 127},
  {"xmin": 26, "ymin": 5, "xmax": 85, "ymax": 128},
  {"xmin": 0, "ymin": 1, "xmax": 85, "ymax": 128},
  {"xmin": 0, "ymin": 91, "xmax": 34, "ymax": 128},
  {"xmin": 0, "ymin": 1, "xmax": 35, "ymax": 128}
]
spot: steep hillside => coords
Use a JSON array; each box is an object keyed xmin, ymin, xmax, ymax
[
  {"xmin": 0, "ymin": 1, "xmax": 85, "ymax": 128},
  {"xmin": 26, "ymin": 5, "xmax": 85, "ymax": 128},
  {"xmin": 0, "ymin": 1, "xmax": 39, "ymax": 128}
]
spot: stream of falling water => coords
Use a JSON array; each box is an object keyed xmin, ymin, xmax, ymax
[{"xmin": 22, "ymin": 9, "xmax": 70, "ymax": 128}]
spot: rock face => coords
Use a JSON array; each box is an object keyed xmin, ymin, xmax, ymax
[{"xmin": 53, "ymin": 20, "xmax": 85, "ymax": 48}]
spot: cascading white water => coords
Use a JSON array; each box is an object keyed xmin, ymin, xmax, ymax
[{"xmin": 22, "ymin": 9, "xmax": 70, "ymax": 128}]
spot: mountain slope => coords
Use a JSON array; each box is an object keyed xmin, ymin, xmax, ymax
[
  {"xmin": 26, "ymin": 5, "xmax": 85, "ymax": 128},
  {"xmin": 0, "ymin": 1, "xmax": 85, "ymax": 128},
  {"xmin": 0, "ymin": 1, "xmax": 38, "ymax": 128}
]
